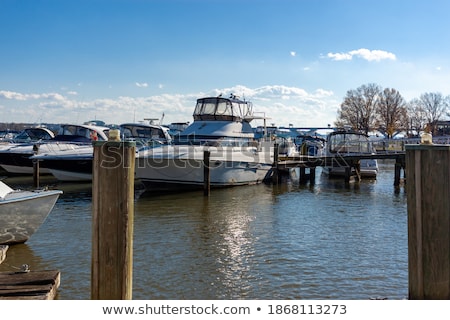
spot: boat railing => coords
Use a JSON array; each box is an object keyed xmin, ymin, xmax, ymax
[{"xmin": 328, "ymin": 140, "xmax": 375, "ymax": 155}]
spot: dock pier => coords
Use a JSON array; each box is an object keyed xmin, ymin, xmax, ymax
[{"xmin": 275, "ymin": 150, "xmax": 406, "ymax": 185}]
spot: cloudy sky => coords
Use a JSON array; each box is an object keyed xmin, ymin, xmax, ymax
[{"xmin": 1, "ymin": 0, "xmax": 449, "ymax": 128}]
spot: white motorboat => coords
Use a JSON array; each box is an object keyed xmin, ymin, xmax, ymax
[
  {"xmin": 0, "ymin": 181, "xmax": 62, "ymax": 245},
  {"xmin": 32, "ymin": 122, "xmax": 172, "ymax": 181},
  {"xmin": 135, "ymin": 95, "xmax": 277, "ymax": 190},
  {"xmin": 0, "ymin": 124, "xmax": 109, "ymax": 175},
  {"xmin": 321, "ymin": 130, "xmax": 378, "ymax": 178},
  {"xmin": 0, "ymin": 127, "xmax": 56, "ymax": 174}
]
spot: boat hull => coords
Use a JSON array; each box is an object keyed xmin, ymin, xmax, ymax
[
  {"xmin": 0, "ymin": 190, "xmax": 62, "ymax": 245},
  {"xmin": 322, "ymin": 159, "xmax": 378, "ymax": 178},
  {"xmin": 135, "ymin": 145, "xmax": 274, "ymax": 191}
]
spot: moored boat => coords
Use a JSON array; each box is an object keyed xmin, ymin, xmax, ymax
[
  {"xmin": 0, "ymin": 181, "xmax": 62, "ymax": 245},
  {"xmin": 32, "ymin": 122, "xmax": 172, "ymax": 181},
  {"xmin": 322, "ymin": 130, "xmax": 378, "ymax": 178},
  {"xmin": 0, "ymin": 124, "xmax": 109, "ymax": 175},
  {"xmin": 135, "ymin": 95, "xmax": 277, "ymax": 191}
]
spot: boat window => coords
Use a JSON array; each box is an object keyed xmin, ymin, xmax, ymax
[
  {"xmin": 202, "ymin": 101, "xmax": 216, "ymax": 115},
  {"xmin": 216, "ymin": 101, "xmax": 233, "ymax": 116}
]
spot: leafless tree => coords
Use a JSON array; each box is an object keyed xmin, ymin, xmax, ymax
[
  {"xmin": 376, "ymin": 88, "xmax": 407, "ymax": 138},
  {"xmin": 335, "ymin": 83, "xmax": 381, "ymax": 134},
  {"xmin": 406, "ymin": 98, "xmax": 428, "ymax": 137},
  {"xmin": 419, "ymin": 92, "xmax": 449, "ymax": 134}
]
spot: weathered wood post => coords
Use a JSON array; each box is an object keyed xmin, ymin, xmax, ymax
[
  {"xmin": 344, "ymin": 166, "xmax": 351, "ymax": 184},
  {"xmin": 309, "ymin": 167, "xmax": 316, "ymax": 184},
  {"xmin": 406, "ymin": 144, "xmax": 450, "ymax": 299},
  {"xmin": 203, "ymin": 150, "xmax": 210, "ymax": 196},
  {"xmin": 394, "ymin": 159, "xmax": 403, "ymax": 187},
  {"xmin": 272, "ymin": 143, "xmax": 279, "ymax": 184},
  {"xmin": 299, "ymin": 167, "xmax": 307, "ymax": 183},
  {"xmin": 91, "ymin": 131, "xmax": 136, "ymax": 300},
  {"xmin": 32, "ymin": 144, "xmax": 39, "ymax": 188}
]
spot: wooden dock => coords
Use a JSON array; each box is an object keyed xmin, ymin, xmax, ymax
[
  {"xmin": 275, "ymin": 151, "xmax": 406, "ymax": 185},
  {"xmin": 0, "ymin": 270, "xmax": 60, "ymax": 300}
]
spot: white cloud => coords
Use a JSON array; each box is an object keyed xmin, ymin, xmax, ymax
[
  {"xmin": 327, "ymin": 48, "xmax": 396, "ymax": 62},
  {"xmin": 0, "ymin": 86, "xmax": 340, "ymax": 127},
  {"xmin": 290, "ymin": 51, "xmax": 296, "ymax": 57},
  {"xmin": 135, "ymin": 82, "xmax": 148, "ymax": 88}
]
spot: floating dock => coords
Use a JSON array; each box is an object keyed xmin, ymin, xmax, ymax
[{"xmin": 0, "ymin": 270, "xmax": 60, "ymax": 300}]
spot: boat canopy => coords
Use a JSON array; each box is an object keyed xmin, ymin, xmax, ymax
[
  {"xmin": 193, "ymin": 97, "xmax": 253, "ymax": 122},
  {"xmin": 327, "ymin": 131, "xmax": 374, "ymax": 154}
]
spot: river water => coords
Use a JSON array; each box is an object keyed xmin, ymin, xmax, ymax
[{"xmin": 0, "ymin": 160, "xmax": 408, "ymax": 300}]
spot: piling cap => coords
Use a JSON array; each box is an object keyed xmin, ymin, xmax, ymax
[
  {"xmin": 420, "ymin": 132, "xmax": 432, "ymax": 144},
  {"xmin": 108, "ymin": 129, "xmax": 121, "ymax": 141}
]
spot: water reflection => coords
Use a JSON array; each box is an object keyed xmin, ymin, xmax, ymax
[{"xmin": 1, "ymin": 160, "xmax": 407, "ymax": 299}]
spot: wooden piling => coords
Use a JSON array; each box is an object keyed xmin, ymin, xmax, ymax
[
  {"xmin": 272, "ymin": 143, "xmax": 279, "ymax": 184},
  {"xmin": 203, "ymin": 150, "xmax": 210, "ymax": 196},
  {"xmin": 91, "ymin": 140, "xmax": 136, "ymax": 300},
  {"xmin": 32, "ymin": 144, "xmax": 39, "ymax": 188},
  {"xmin": 344, "ymin": 166, "xmax": 351, "ymax": 184},
  {"xmin": 406, "ymin": 144, "xmax": 450, "ymax": 299},
  {"xmin": 394, "ymin": 161, "xmax": 402, "ymax": 187},
  {"xmin": 309, "ymin": 167, "xmax": 316, "ymax": 184},
  {"xmin": 299, "ymin": 167, "xmax": 307, "ymax": 183}
]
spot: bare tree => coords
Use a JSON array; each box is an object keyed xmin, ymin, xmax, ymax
[
  {"xmin": 406, "ymin": 98, "xmax": 428, "ymax": 136},
  {"xmin": 419, "ymin": 92, "xmax": 448, "ymax": 134},
  {"xmin": 376, "ymin": 88, "xmax": 407, "ymax": 138},
  {"xmin": 335, "ymin": 83, "xmax": 381, "ymax": 134}
]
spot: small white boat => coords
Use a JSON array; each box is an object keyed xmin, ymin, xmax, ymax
[
  {"xmin": 322, "ymin": 130, "xmax": 378, "ymax": 178},
  {"xmin": 135, "ymin": 95, "xmax": 277, "ymax": 190},
  {"xmin": 0, "ymin": 181, "xmax": 62, "ymax": 245}
]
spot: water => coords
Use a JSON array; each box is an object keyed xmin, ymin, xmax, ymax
[{"xmin": 0, "ymin": 160, "xmax": 408, "ymax": 299}]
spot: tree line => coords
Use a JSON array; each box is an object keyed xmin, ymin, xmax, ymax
[{"xmin": 334, "ymin": 83, "xmax": 450, "ymax": 138}]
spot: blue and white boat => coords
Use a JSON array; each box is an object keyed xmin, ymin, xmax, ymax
[{"xmin": 135, "ymin": 95, "xmax": 278, "ymax": 190}]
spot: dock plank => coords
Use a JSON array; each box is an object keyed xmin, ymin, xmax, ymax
[{"xmin": 0, "ymin": 270, "xmax": 60, "ymax": 300}]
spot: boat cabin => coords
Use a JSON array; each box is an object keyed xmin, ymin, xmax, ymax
[
  {"xmin": 327, "ymin": 130, "xmax": 375, "ymax": 154},
  {"xmin": 193, "ymin": 96, "xmax": 253, "ymax": 122},
  {"xmin": 119, "ymin": 123, "xmax": 172, "ymax": 146}
]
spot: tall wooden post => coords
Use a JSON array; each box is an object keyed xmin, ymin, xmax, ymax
[
  {"xmin": 309, "ymin": 167, "xmax": 316, "ymax": 184},
  {"xmin": 406, "ymin": 144, "xmax": 450, "ymax": 299},
  {"xmin": 91, "ymin": 139, "xmax": 136, "ymax": 300},
  {"xmin": 203, "ymin": 150, "xmax": 210, "ymax": 196},
  {"xmin": 272, "ymin": 143, "xmax": 279, "ymax": 184},
  {"xmin": 32, "ymin": 144, "xmax": 39, "ymax": 188}
]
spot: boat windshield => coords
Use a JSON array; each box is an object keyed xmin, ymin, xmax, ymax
[
  {"xmin": 328, "ymin": 132, "xmax": 373, "ymax": 153},
  {"xmin": 57, "ymin": 125, "xmax": 107, "ymax": 141},
  {"xmin": 14, "ymin": 128, "xmax": 54, "ymax": 141},
  {"xmin": 193, "ymin": 97, "xmax": 253, "ymax": 121}
]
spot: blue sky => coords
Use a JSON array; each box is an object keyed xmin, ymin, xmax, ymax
[{"xmin": 1, "ymin": 0, "xmax": 449, "ymax": 128}]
